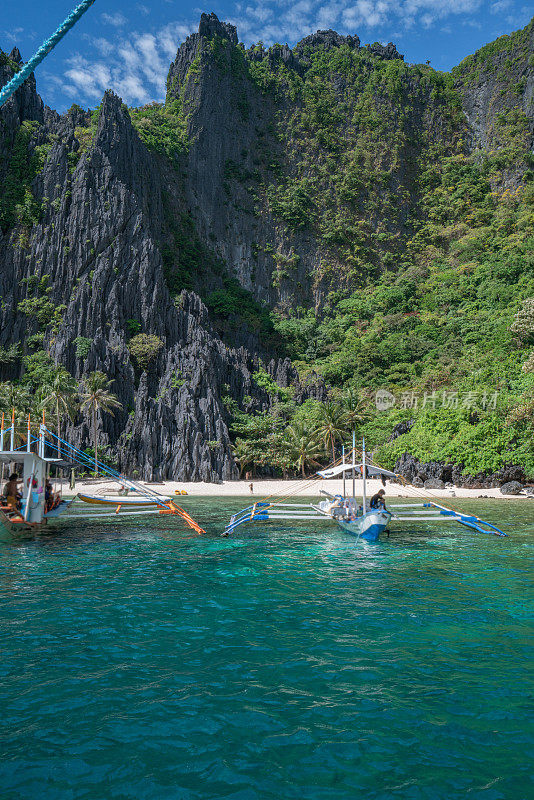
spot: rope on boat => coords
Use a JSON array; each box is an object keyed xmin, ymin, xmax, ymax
[
  {"xmin": 0, "ymin": 0, "xmax": 96, "ymax": 109},
  {"xmin": 40, "ymin": 428, "xmax": 206, "ymax": 534},
  {"xmin": 224, "ymin": 446, "xmax": 506, "ymax": 538}
]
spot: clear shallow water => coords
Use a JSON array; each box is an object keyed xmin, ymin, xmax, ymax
[{"xmin": 0, "ymin": 498, "xmax": 533, "ymax": 800}]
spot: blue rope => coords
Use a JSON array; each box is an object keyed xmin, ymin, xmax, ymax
[{"xmin": 0, "ymin": 0, "xmax": 96, "ymax": 108}]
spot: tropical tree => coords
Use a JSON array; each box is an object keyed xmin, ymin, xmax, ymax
[
  {"xmin": 341, "ymin": 389, "xmax": 369, "ymax": 434},
  {"xmin": 283, "ymin": 420, "xmax": 324, "ymax": 478},
  {"xmin": 316, "ymin": 401, "xmax": 348, "ymax": 463},
  {"xmin": 0, "ymin": 382, "xmax": 35, "ymax": 446},
  {"xmin": 80, "ymin": 371, "xmax": 122, "ymax": 474},
  {"xmin": 232, "ymin": 438, "xmax": 256, "ymax": 477},
  {"xmin": 39, "ymin": 368, "xmax": 79, "ymax": 457}
]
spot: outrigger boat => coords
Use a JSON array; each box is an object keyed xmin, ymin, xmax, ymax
[
  {"xmin": 0, "ymin": 411, "xmax": 204, "ymax": 535},
  {"xmin": 77, "ymin": 493, "xmax": 172, "ymax": 507},
  {"xmin": 224, "ymin": 437, "xmax": 506, "ymax": 541}
]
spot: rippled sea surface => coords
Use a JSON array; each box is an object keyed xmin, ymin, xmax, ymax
[{"xmin": 1, "ymin": 497, "xmax": 533, "ymax": 800}]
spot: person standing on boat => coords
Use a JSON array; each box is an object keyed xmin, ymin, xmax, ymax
[
  {"xmin": 3, "ymin": 473, "xmax": 22, "ymax": 510},
  {"xmin": 369, "ymin": 488, "xmax": 387, "ymax": 511}
]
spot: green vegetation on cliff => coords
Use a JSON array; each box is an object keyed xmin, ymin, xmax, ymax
[{"xmin": 0, "ymin": 16, "xmax": 532, "ymax": 481}]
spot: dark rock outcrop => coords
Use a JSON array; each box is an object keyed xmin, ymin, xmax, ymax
[
  {"xmin": 294, "ymin": 30, "xmax": 361, "ymax": 55},
  {"xmin": 389, "ymin": 420, "xmax": 414, "ymax": 441},
  {"xmin": 500, "ymin": 481, "xmax": 523, "ymax": 495},
  {"xmin": 395, "ymin": 453, "xmax": 527, "ymax": 489},
  {"xmin": 0, "ymin": 77, "xmax": 293, "ymax": 480},
  {"xmin": 424, "ymin": 478, "xmax": 445, "ymax": 490},
  {"xmin": 366, "ymin": 42, "xmax": 404, "ymax": 60}
]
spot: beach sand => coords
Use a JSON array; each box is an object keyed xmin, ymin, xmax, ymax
[{"xmin": 64, "ymin": 477, "xmax": 532, "ymax": 501}]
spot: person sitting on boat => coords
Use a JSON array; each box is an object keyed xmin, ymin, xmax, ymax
[
  {"xmin": 3, "ymin": 473, "xmax": 22, "ymax": 510},
  {"xmin": 369, "ymin": 489, "xmax": 387, "ymax": 511},
  {"xmin": 45, "ymin": 480, "xmax": 53, "ymax": 513},
  {"xmin": 45, "ymin": 480, "xmax": 61, "ymax": 513}
]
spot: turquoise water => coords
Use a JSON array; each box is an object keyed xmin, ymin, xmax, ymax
[{"xmin": 0, "ymin": 497, "xmax": 533, "ymax": 800}]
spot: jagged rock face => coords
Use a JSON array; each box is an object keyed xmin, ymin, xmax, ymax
[
  {"xmin": 0, "ymin": 75, "xmax": 306, "ymax": 480},
  {"xmin": 366, "ymin": 42, "xmax": 403, "ymax": 60},
  {"xmin": 453, "ymin": 22, "xmax": 534, "ymax": 170},
  {"xmin": 167, "ymin": 20, "xmax": 285, "ymax": 303},
  {"xmin": 294, "ymin": 30, "xmax": 361, "ymax": 55},
  {"xmin": 164, "ymin": 17, "xmax": 433, "ymax": 311},
  {"xmin": 0, "ymin": 14, "xmax": 532, "ymax": 479}
]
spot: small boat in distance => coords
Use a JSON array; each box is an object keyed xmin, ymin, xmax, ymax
[
  {"xmin": 224, "ymin": 436, "xmax": 507, "ymax": 541},
  {"xmin": 0, "ymin": 412, "xmax": 205, "ymax": 535},
  {"xmin": 77, "ymin": 493, "xmax": 172, "ymax": 507}
]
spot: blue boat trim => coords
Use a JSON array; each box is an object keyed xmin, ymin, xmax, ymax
[
  {"xmin": 423, "ymin": 502, "xmax": 507, "ymax": 536},
  {"xmin": 224, "ymin": 443, "xmax": 508, "ymax": 541}
]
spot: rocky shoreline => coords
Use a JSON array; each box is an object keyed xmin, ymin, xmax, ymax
[{"xmin": 394, "ymin": 453, "xmax": 531, "ymax": 495}]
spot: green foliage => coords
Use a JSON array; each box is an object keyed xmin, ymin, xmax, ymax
[
  {"xmin": 252, "ymin": 368, "xmax": 292, "ymax": 400},
  {"xmin": 130, "ymin": 99, "xmax": 188, "ymax": 163},
  {"xmin": 0, "ymin": 121, "xmax": 46, "ymax": 234},
  {"xmin": 18, "ymin": 273, "xmax": 65, "ymax": 331},
  {"xmin": 127, "ymin": 334, "xmax": 164, "ymax": 370},
  {"xmin": 125, "ymin": 319, "xmax": 142, "ymax": 335},
  {"xmin": 73, "ymin": 336, "xmax": 93, "ymax": 359},
  {"xmin": 21, "ymin": 351, "xmax": 60, "ymax": 389},
  {"xmin": 267, "ymin": 178, "xmax": 315, "ymax": 228},
  {"xmin": 375, "ymin": 401, "xmax": 534, "ymax": 477},
  {"xmin": 205, "ymin": 275, "xmax": 275, "ymax": 340},
  {"xmin": 511, "ymin": 298, "xmax": 534, "ymax": 342},
  {"xmin": 0, "ymin": 343, "xmax": 21, "ymax": 364}
]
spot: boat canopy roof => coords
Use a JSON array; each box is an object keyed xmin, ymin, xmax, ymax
[
  {"xmin": 0, "ymin": 451, "xmax": 61, "ymax": 466},
  {"xmin": 317, "ymin": 462, "xmax": 398, "ymax": 479}
]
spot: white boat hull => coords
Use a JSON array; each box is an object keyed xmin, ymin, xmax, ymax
[{"xmin": 337, "ymin": 510, "xmax": 392, "ymax": 542}]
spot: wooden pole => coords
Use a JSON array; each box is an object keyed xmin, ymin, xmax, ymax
[
  {"xmin": 0, "ymin": 412, "xmax": 4, "ymax": 451},
  {"xmin": 342, "ymin": 445, "xmax": 346, "ymax": 497}
]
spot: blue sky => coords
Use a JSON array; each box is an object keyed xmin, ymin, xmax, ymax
[{"xmin": 1, "ymin": 0, "xmax": 532, "ymax": 112}]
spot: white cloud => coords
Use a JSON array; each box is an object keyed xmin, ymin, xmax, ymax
[
  {"xmin": 490, "ymin": 0, "xmax": 513, "ymax": 12},
  {"xmin": 230, "ymin": 0, "xmax": 486, "ymax": 43},
  {"xmin": 51, "ymin": 20, "xmax": 196, "ymax": 108},
  {"xmin": 43, "ymin": 0, "xmax": 515, "ymax": 109},
  {"xmin": 2, "ymin": 26, "xmax": 24, "ymax": 44},
  {"xmin": 101, "ymin": 12, "xmax": 128, "ymax": 27}
]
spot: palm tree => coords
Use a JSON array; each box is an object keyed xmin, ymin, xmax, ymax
[
  {"xmin": 232, "ymin": 438, "xmax": 255, "ymax": 477},
  {"xmin": 341, "ymin": 389, "xmax": 369, "ymax": 433},
  {"xmin": 284, "ymin": 421, "xmax": 324, "ymax": 478},
  {"xmin": 316, "ymin": 402, "xmax": 348, "ymax": 463},
  {"xmin": 39, "ymin": 369, "xmax": 79, "ymax": 457},
  {"xmin": 0, "ymin": 382, "xmax": 34, "ymax": 447},
  {"xmin": 80, "ymin": 371, "xmax": 122, "ymax": 475}
]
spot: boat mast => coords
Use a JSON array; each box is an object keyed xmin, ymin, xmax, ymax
[
  {"xmin": 342, "ymin": 445, "xmax": 346, "ymax": 497},
  {"xmin": 362, "ymin": 437, "xmax": 367, "ymax": 514},
  {"xmin": 352, "ymin": 431, "xmax": 356, "ymax": 499}
]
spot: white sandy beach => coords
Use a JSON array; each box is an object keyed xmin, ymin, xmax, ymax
[{"xmin": 63, "ymin": 477, "xmax": 533, "ymax": 501}]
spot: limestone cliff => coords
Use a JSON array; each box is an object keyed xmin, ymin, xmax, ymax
[{"xmin": 0, "ymin": 15, "xmax": 532, "ymax": 479}]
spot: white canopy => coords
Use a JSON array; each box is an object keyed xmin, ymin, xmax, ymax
[{"xmin": 317, "ymin": 462, "xmax": 398, "ymax": 479}]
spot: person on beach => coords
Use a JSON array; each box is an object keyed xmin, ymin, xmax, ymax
[
  {"xmin": 249, "ymin": 483, "xmax": 254, "ymax": 494},
  {"xmin": 369, "ymin": 488, "xmax": 387, "ymax": 510},
  {"xmin": 3, "ymin": 473, "xmax": 22, "ymax": 510}
]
